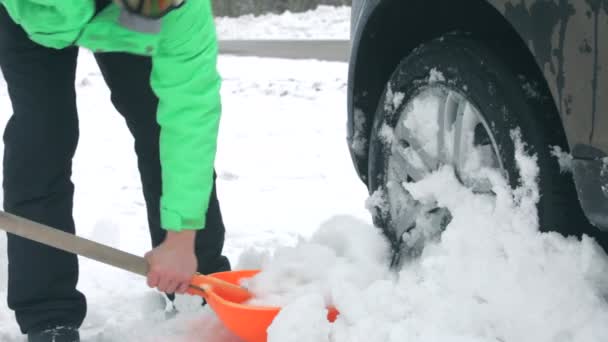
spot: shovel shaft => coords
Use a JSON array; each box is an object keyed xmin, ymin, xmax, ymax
[
  {"xmin": 0, "ymin": 211, "xmax": 253, "ymax": 298},
  {"xmin": 0, "ymin": 211, "xmax": 149, "ymax": 276}
]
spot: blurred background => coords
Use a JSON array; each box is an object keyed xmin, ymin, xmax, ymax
[{"xmin": 213, "ymin": 0, "xmax": 351, "ymax": 17}]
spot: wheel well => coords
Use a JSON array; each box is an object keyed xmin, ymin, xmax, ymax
[{"xmin": 350, "ymin": 0, "xmax": 567, "ymax": 177}]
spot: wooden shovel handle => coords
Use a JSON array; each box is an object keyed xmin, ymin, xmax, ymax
[
  {"xmin": 0, "ymin": 211, "xmax": 148, "ymax": 276},
  {"xmin": 0, "ymin": 211, "xmax": 251, "ymax": 298}
]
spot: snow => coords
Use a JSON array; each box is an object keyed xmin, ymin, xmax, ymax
[
  {"xmin": 401, "ymin": 91, "xmax": 441, "ymax": 159},
  {"xmin": 2, "ymin": 5, "xmax": 608, "ymax": 342},
  {"xmin": 215, "ymin": 6, "xmax": 351, "ymax": 40},
  {"xmin": 383, "ymin": 84, "xmax": 400, "ymax": 113},
  {"xmin": 428, "ymin": 68, "xmax": 446, "ymax": 83},
  {"xmin": 241, "ymin": 135, "xmax": 608, "ymax": 342},
  {"xmin": 266, "ymin": 293, "xmax": 331, "ymax": 342},
  {"xmin": 365, "ymin": 189, "xmax": 388, "ymax": 217},
  {"xmin": 378, "ymin": 123, "xmax": 394, "ymax": 145},
  {"xmin": 241, "ymin": 216, "xmax": 391, "ymax": 308},
  {"xmin": 350, "ymin": 108, "xmax": 368, "ymax": 157},
  {"xmin": 551, "ymin": 145, "xmax": 574, "ymax": 173}
]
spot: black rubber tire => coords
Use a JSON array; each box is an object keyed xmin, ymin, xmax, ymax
[{"xmin": 367, "ymin": 34, "xmax": 606, "ymax": 252}]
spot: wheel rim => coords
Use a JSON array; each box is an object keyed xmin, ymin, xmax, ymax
[{"xmin": 384, "ymin": 86, "xmax": 503, "ymax": 253}]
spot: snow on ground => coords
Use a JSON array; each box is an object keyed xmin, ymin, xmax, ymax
[
  {"xmin": 215, "ymin": 5, "xmax": 350, "ymax": 40},
  {"xmin": 2, "ymin": 6, "xmax": 608, "ymax": 342}
]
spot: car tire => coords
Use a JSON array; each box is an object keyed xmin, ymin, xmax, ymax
[{"xmin": 367, "ymin": 34, "xmax": 605, "ymax": 262}]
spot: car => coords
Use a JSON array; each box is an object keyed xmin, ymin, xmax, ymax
[{"xmin": 346, "ymin": 0, "xmax": 608, "ymax": 264}]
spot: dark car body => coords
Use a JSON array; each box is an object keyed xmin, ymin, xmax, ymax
[{"xmin": 347, "ymin": 0, "xmax": 608, "ymax": 230}]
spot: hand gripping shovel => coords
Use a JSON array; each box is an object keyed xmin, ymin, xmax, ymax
[{"xmin": 0, "ymin": 211, "xmax": 338, "ymax": 342}]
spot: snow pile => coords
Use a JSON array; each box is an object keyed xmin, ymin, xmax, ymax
[
  {"xmin": 239, "ymin": 137, "xmax": 608, "ymax": 342},
  {"xmin": 215, "ymin": 6, "xmax": 350, "ymax": 40},
  {"xmin": 551, "ymin": 145, "xmax": 574, "ymax": 173},
  {"xmin": 239, "ymin": 216, "xmax": 391, "ymax": 308}
]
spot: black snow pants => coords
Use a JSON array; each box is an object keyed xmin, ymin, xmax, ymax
[{"xmin": 0, "ymin": 5, "xmax": 230, "ymax": 334}]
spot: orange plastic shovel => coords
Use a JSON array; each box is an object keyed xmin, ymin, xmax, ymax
[
  {"xmin": 189, "ymin": 270, "xmax": 340, "ymax": 342},
  {"xmin": 0, "ymin": 211, "xmax": 339, "ymax": 342}
]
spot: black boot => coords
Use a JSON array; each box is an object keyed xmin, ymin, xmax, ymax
[{"xmin": 28, "ymin": 326, "xmax": 80, "ymax": 342}]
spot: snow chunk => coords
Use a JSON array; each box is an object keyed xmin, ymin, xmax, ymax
[
  {"xmin": 267, "ymin": 294, "xmax": 331, "ymax": 342},
  {"xmin": 384, "ymin": 83, "xmax": 406, "ymax": 114},
  {"xmin": 512, "ymin": 129, "xmax": 540, "ymax": 214},
  {"xmin": 429, "ymin": 68, "xmax": 446, "ymax": 83},
  {"xmin": 378, "ymin": 123, "xmax": 395, "ymax": 145},
  {"xmin": 392, "ymin": 92, "xmax": 405, "ymax": 110},
  {"xmin": 243, "ymin": 216, "xmax": 391, "ymax": 308},
  {"xmin": 384, "ymin": 83, "xmax": 395, "ymax": 112},
  {"xmin": 366, "ymin": 188, "xmax": 389, "ymax": 217},
  {"xmin": 351, "ymin": 108, "xmax": 368, "ymax": 157},
  {"xmin": 551, "ymin": 145, "xmax": 573, "ymax": 173}
]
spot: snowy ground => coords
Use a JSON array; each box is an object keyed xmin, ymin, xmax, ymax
[
  {"xmin": 215, "ymin": 5, "xmax": 350, "ymax": 40},
  {"xmin": 3, "ymin": 6, "xmax": 608, "ymax": 342}
]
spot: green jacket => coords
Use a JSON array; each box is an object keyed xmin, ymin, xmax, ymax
[{"xmin": 0, "ymin": 0, "xmax": 222, "ymax": 231}]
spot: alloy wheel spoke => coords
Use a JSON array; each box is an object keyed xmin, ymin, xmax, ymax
[
  {"xmin": 437, "ymin": 91, "xmax": 448, "ymax": 164},
  {"xmin": 452, "ymin": 98, "xmax": 467, "ymax": 172},
  {"xmin": 388, "ymin": 153, "xmax": 412, "ymax": 182},
  {"xmin": 391, "ymin": 143, "xmax": 430, "ymax": 182},
  {"xmin": 394, "ymin": 121, "xmax": 438, "ymax": 171},
  {"xmin": 439, "ymin": 91, "xmax": 460, "ymax": 164}
]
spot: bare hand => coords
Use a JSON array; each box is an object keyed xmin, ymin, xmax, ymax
[{"xmin": 144, "ymin": 231, "xmax": 198, "ymax": 294}]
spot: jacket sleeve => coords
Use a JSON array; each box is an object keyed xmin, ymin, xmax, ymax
[{"xmin": 150, "ymin": 0, "xmax": 222, "ymax": 231}]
